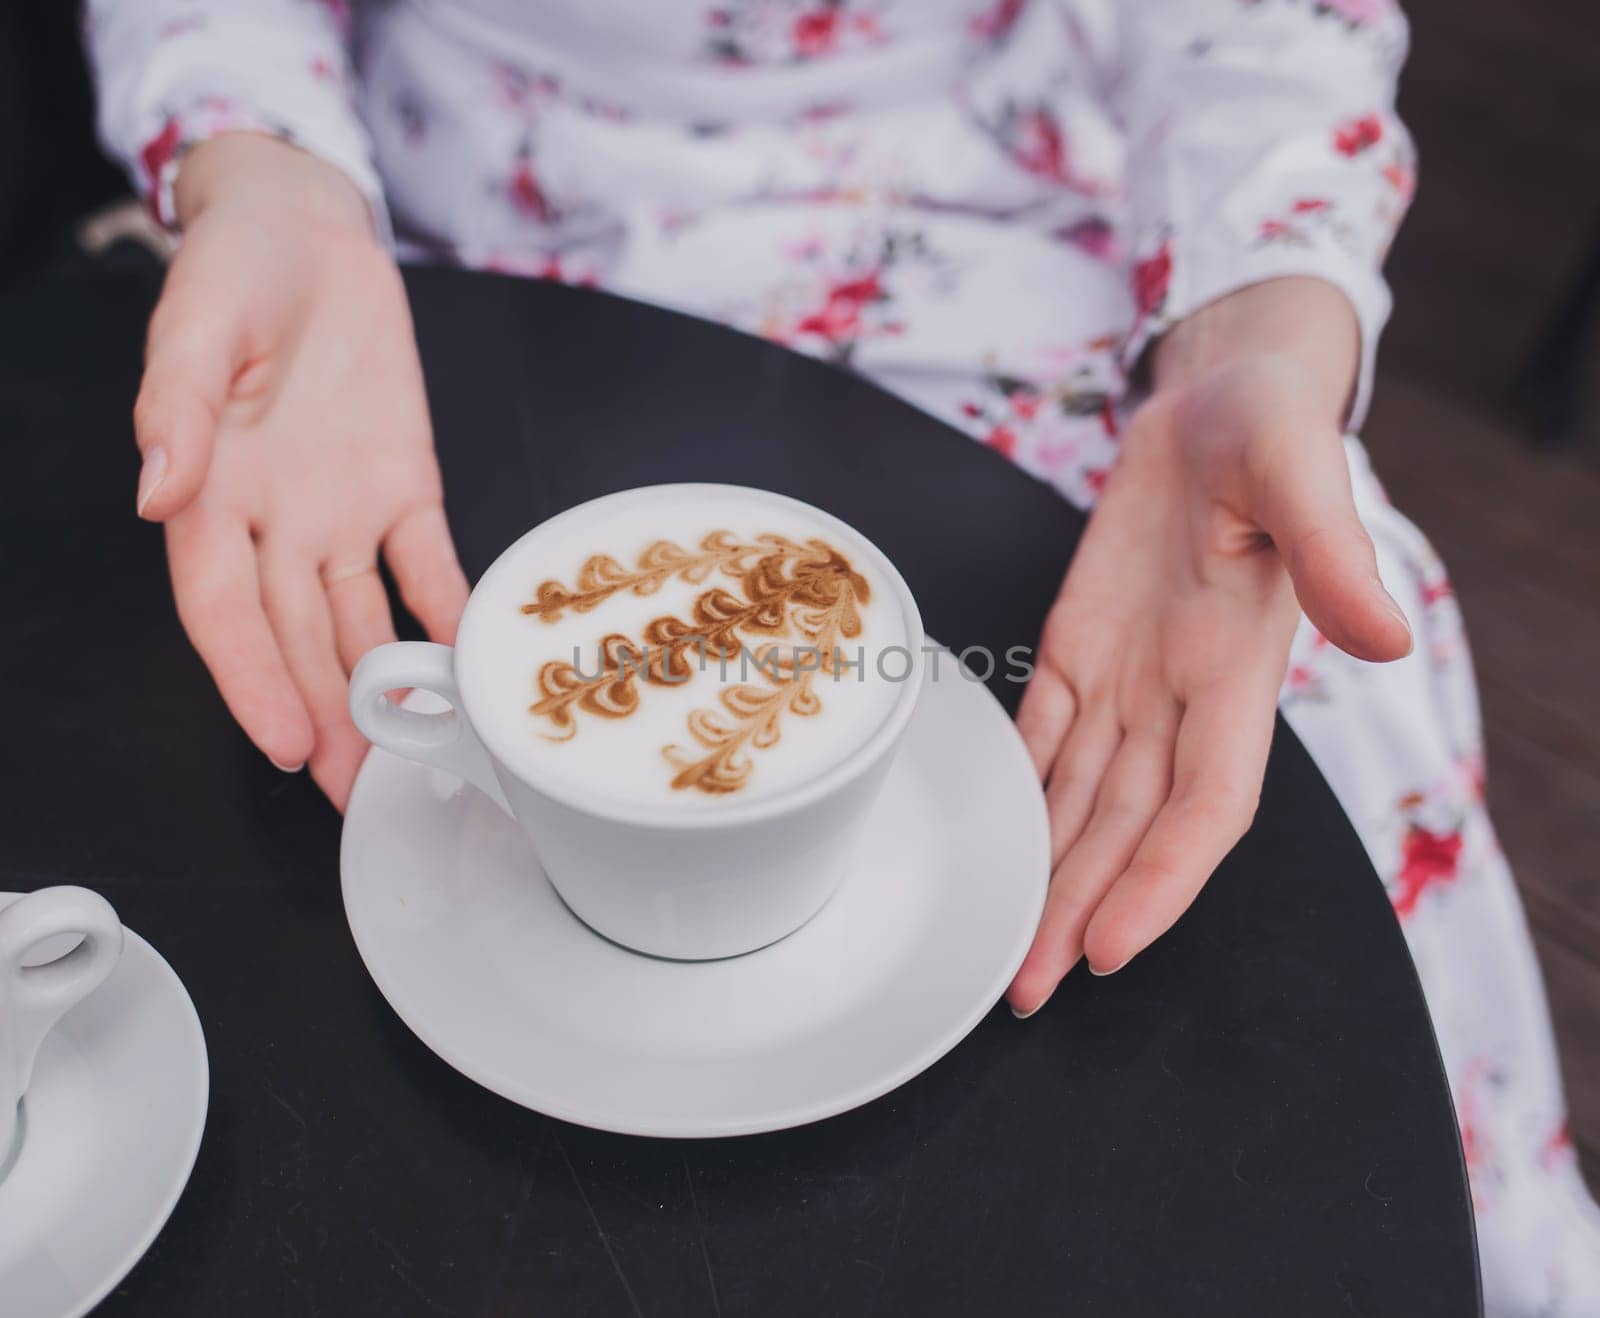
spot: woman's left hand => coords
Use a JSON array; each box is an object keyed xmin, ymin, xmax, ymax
[{"xmin": 1007, "ymin": 277, "xmax": 1413, "ymax": 1016}]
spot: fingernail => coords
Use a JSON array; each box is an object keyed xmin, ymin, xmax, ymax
[
  {"xmin": 1377, "ymin": 587, "xmax": 1415, "ymax": 657},
  {"xmin": 1379, "ymin": 586, "xmax": 1410, "ymax": 632},
  {"xmin": 268, "ymin": 756, "xmax": 305, "ymax": 773},
  {"xmin": 1089, "ymin": 957, "xmax": 1131, "ymax": 977},
  {"xmin": 1010, "ymin": 987, "xmax": 1055, "ymax": 1020},
  {"xmin": 135, "ymin": 446, "xmax": 169, "ymax": 518}
]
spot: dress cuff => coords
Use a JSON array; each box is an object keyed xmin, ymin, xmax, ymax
[
  {"xmin": 1119, "ymin": 223, "xmax": 1393, "ymax": 433},
  {"xmin": 135, "ymin": 97, "xmax": 392, "ymax": 247}
]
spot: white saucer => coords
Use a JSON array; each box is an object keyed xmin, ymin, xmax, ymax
[
  {"xmin": 0, "ymin": 895, "xmax": 208, "ymax": 1318},
  {"xmin": 342, "ymin": 662, "xmax": 1049, "ymax": 1137}
]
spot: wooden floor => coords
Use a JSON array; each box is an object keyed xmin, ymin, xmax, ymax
[{"xmin": 1368, "ymin": 0, "xmax": 1600, "ymax": 1192}]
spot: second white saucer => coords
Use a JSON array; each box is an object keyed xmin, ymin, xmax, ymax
[
  {"xmin": 342, "ymin": 663, "xmax": 1048, "ymax": 1137},
  {"xmin": 0, "ymin": 896, "xmax": 208, "ymax": 1318}
]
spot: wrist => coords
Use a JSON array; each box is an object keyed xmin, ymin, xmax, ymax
[
  {"xmin": 173, "ymin": 132, "xmax": 376, "ymax": 241},
  {"xmin": 1152, "ymin": 277, "xmax": 1360, "ymax": 424}
]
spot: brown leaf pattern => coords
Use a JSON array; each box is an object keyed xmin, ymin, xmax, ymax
[
  {"xmin": 662, "ymin": 585, "xmax": 860, "ymax": 794},
  {"xmin": 522, "ymin": 531, "xmax": 821, "ymax": 622},
  {"xmin": 522, "ymin": 529, "xmax": 871, "ymax": 793}
]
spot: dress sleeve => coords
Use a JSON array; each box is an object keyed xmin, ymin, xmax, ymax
[
  {"xmin": 83, "ymin": 0, "xmax": 391, "ymax": 240},
  {"xmin": 1105, "ymin": 0, "xmax": 1416, "ymax": 429}
]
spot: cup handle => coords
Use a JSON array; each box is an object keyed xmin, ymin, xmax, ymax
[
  {"xmin": 349, "ymin": 641, "xmax": 513, "ymax": 816},
  {"xmin": 0, "ymin": 887, "xmax": 124, "ymax": 1092}
]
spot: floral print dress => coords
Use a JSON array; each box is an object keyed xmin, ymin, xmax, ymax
[{"xmin": 85, "ymin": 1, "xmax": 1600, "ymax": 1309}]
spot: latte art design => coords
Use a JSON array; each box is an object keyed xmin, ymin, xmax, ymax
[{"xmin": 522, "ymin": 532, "xmax": 870, "ymax": 795}]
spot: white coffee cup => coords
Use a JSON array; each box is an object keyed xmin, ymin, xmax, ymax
[
  {"xmin": 350, "ymin": 484, "xmax": 925, "ymax": 960},
  {"xmin": 0, "ymin": 887, "xmax": 124, "ymax": 1170}
]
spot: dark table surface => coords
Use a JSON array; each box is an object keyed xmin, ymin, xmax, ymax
[{"xmin": 0, "ymin": 252, "xmax": 1479, "ymax": 1317}]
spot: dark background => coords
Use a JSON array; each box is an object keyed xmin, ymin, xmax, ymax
[{"xmin": 1, "ymin": 0, "xmax": 1596, "ymax": 1194}]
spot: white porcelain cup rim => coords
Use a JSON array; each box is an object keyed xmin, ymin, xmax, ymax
[{"xmin": 356, "ymin": 483, "xmax": 926, "ymax": 829}]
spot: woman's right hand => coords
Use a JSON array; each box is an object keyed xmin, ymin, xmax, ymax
[{"xmin": 135, "ymin": 133, "xmax": 468, "ymax": 809}]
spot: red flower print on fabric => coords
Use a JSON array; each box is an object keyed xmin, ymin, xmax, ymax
[
  {"xmin": 989, "ymin": 101, "xmax": 1107, "ymax": 195},
  {"xmin": 1057, "ymin": 216, "xmax": 1119, "ymax": 264},
  {"xmin": 1382, "ymin": 161, "xmax": 1416, "ymax": 202},
  {"xmin": 1256, "ymin": 199, "xmax": 1344, "ymax": 250},
  {"xmin": 985, "ymin": 425, "xmax": 1018, "ymax": 459},
  {"xmin": 139, "ymin": 117, "xmax": 183, "ymax": 190},
  {"xmin": 315, "ymin": 0, "xmax": 353, "ymax": 39},
  {"xmin": 1539, "ymin": 1122, "xmax": 1574, "ymax": 1170},
  {"xmin": 1333, "ymin": 113, "xmax": 1384, "ymax": 158},
  {"xmin": 1281, "ymin": 630, "xmax": 1333, "ymax": 705},
  {"xmin": 1420, "ymin": 575, "xmax": 1454, "ymax": 606},
  {"xmin": 1459, "ymin": 1088, "xmax": 1482, "ymax": 1172},
  {"xmin": 952, "ymin": 361, "xmax": 1121, "ymax": 504},
  {"xmin": 1132, "ymin": 241, "xmax": 1172, "ymax": 319},
  {"xmin": 508, "ymin": 146, "xmax": 553, "ymax": 223},
  {"xmin": 1452, "ymin": 1059, "xmax": 1502, "ymax": 1210},
  {"xmin": 756, "ymin": 226, "xmax": 946, "ymax": 363},
  {"xmin": 1098, "ymin": 398, "xmax": 1119, "ymax": 439},
  {"xmin": 705, "ymin": 1, "xmax": 886, "ymax": 68},
  {"xmin": 1317, "ymin": 0, "xmax": 1393, "ymax": 26},
  {"xmin": 969, "ymin": 0, "xmax": 1026, "ymax": 41},
  {"xmin": 1391, "ymin": 823, "xmax": 1463, "ymax": 918},
  {"xmin": 1011, "ymin": 108, "xmax": 1069, "ymax": 182},
  {"xmin": 1010, "ymin": 391, "xmax": 1042, "ymax": 421},
  {"xmin": 827, "ymin": 272, "xmax": 883, "ymax": 304},
  {"xmin": 796, "ymin": 270, "xmax": 884, "ymax": 344},
  {"xmin": 793, "ymin": 9, "xmax": 840, "ymax": 56}
]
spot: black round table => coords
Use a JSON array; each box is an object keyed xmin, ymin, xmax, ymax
[{"xmin": 0, "ymin": 252, "xmax": 1480, "ymax": 1317}]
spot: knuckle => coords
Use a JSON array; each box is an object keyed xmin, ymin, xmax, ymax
[
  {"xmin": 1088, "ymin": 767, "xmax": 1155, "ymax": 820},
  {"xmin": 1044, "ymin": 757, "xmax": 1093, "ymax": 803},
  {"xmin": 1101, "ymin": 792, "xmax": 1156, "ymax": 827}
]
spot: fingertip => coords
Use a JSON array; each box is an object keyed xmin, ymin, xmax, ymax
[
  {"xmin": 205, "ymin": 641, "xmax": 316, "ymax": 772},
  {"xmin": 1312, "ymin": 582, "xmax": 1414, "ymax": 664},
  {"xmin": 132, "ymin": 390, "xmax": 215, "ymax": 519},
  {"xmin": 1373, "ymin": 588, "xmax": 1415, "ymax": 661},
  {"xmin": 1081, "ymin": 921, "xmax": 1132, "ymax": 985},
  {"xmin": 1290, "ymin": 527, "xmax": 1415, "ymax": 664},
  {"xmin": 251, "ymin": 709, "xmax": 316, "ymax": 778},
  {"xmin": 1081, "ymin": 895, "xmax": 1158, "ymax": 978},
  {"xmin": 1006, "ymin": 952, "xmax": 1078, "ymax": 1019},
  {"xmin": 1009, "ymin": 995, "xmax": 1048, "ymax": 1020}
]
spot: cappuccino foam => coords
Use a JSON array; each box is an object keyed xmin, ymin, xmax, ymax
[{"xmin": 455, "ymin": 486, "xmax": 916, "ymax": 812}]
